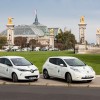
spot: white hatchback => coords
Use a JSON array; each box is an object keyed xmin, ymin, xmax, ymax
[
  {"xmin": 42, "ymin": 56, "xmax": 95, "ymax": 83},
  {"xmin": 0, "ymin": 56, "xmax": 39, "ymax": 82}
]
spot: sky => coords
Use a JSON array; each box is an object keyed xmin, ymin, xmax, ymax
[{"xmin": 0, "ymin": 0, "xmax": 100, "ymax": 43}]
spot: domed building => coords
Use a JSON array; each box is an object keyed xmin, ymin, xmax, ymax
[{"xmin": 0, "ymin": 13, "xmax": 59, "ymax": 48}]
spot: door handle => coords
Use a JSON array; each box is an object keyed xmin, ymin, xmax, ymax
[
  {"xmin": 6, "ymin": 68, "xmax": 8, "ymax": 71},
  {"xmin": 58, "ymin": 70, "xmax": 60, "ymax": 73}
]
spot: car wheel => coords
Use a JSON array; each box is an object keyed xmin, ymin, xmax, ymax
[
  {"xmin": 12, "ymin": 73, "xmax": 18, "ymax": 82},
  {"xmin": 65, "ymin": 73, "xmax": 72, "ymax": 83},
  {"xmin": 43, "ymin": 69, "xmax": 50, "ymax": 79}
]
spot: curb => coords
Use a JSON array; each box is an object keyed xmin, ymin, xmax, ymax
[
  {"xmin": 96, "ymin": 75, "xmax": 100, "ymax": 77},
  {"xmin": 0, "ymin": 81, "xmax": 100, "ymax": 88}
]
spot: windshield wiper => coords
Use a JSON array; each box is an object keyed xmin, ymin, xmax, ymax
[
  {"xmin": 69, "ymin": 65, "xmax": 74, "ymax": 66},
  {"xmin": 75, "ymin": 65, "xmax": 85, "ymax": 66}
]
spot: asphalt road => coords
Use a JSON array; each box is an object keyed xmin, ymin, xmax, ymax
[{"xmin": 0, "ymin": 85, "xmax": 100, "ymax": 100}]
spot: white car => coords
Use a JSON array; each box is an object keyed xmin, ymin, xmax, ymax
[
  {"xmin": 0, "ymin": 56, "xmax": 39, "ymax": 82},
  {"xmin": 42, "ymin": 56, "xmax": 95, "ymax": 83}
]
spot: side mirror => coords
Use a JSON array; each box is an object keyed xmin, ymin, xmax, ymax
[
  {"xmin": 60, "ymin": 64, "xmax": 64, "ymax": 67},
  {"xmin": 60, "ymin": 64, "xmax": 67, "ymax": 67}
]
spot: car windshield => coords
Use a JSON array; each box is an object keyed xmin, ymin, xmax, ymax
[
  {"xmin": 64, "ymin": 58, "xmax": 86, "ymax": 66},
  {"xmin": 11, "ymin": 58, "xmax": 32, "ymax": 66}
]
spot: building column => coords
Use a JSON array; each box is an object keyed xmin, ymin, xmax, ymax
[
  {"xmin": 49, "ymin": 29, "xmax": 54, "ymax": 49},
  {"xmin": 6, "ymin": 17, "xmax": 15, "ymax": 47},
  {"xmin": 96, "ymin": 29, "xmax": 100, "ymax": 45},
  {"xmin": 78, "ymin": 16, "xmax": 87, "ymax": 44}
]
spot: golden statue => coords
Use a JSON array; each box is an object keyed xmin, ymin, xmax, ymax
[
  {"xmin": 50, "ymin": 28, "xmax": 54, "ymax": 35},
  {"xmin": 8, "ymin": 17, "xmax": 13, "ymax": 24},
  {"xmin": 80, "ymin": 16, "xmax": 85, "ymax": 24},
  {"xmin": 97, "ymin": 29, "xmax": 100, "ymax": 34}
]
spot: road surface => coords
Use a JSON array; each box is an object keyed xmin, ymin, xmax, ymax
[{"xmin": 0, "ymin": 85, "xmax": 100, "ymax": 100}]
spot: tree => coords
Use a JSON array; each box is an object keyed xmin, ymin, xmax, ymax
[
  {"xmin": 29, "ymin": 39, "xmax": 37, "ymax": 50},
  {"xmin": 14, "ymin": 37, "xmax": 27, "ymax": 48},
  {"xmin": 63, "ymin": 30, "xmax": 77, "ymax": 49},
  {"xmin": 0, "ymin": 36, "xmax": 7, "ymax": 49},
  {"xmin": 29, "ymin": 39, "xmax": 43, "ymax": 50},
  {"xmin": 55, "ymin": 30, "xmax": 77, "ymax": 50}
]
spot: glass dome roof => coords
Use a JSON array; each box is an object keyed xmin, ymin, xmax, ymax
[{"xmin": 0, "ymin": 13, "xmax": 49, "ymax": 37}]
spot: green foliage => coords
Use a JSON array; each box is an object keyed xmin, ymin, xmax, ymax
[
  {"xmin": 0, "ymin": 37, "xmax": 7, "ymax": 49},
  {"xmin": 55, "ymin": 30, "xmax": 77, "ymax": 50},
  {"xmin": 14, "ymin": 37, "xmax": 27, "ymax": 48},
  {"xmin": 0, "ymin": 51, "xmax": 100, "ymax": 74}
]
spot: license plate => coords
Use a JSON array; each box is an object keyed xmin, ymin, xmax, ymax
[
  {"xmin": 85, "ymin": 75, "xmax": 93, "ymax": 78},
  {"xmin": 29, "ymin": 77, "xmax": 36, "ymax": 80}
]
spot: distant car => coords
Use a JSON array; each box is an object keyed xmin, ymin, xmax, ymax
[
  {"xmin": 49, "ymin": 48, "xmax": 59, "ymax": 51},
  {"xmin": 4, "ymin": 48, "xmax": 10, "ymax": 51},
  {"xmin": 34, "ymin": 47, "xmax": 40, "ymax": 51},
  {"xmin": 42, "ymin": 56, "xmax": 95, "ymax": 83},
  {"xmin": 22, "ymin": 47, "xmax": 32, "ymax": 51},
  {"xmin": 0, "ymin": 56, "xmax": 39, "ymax": 82},
  {"xmin": 41, "ymin": 47, "xmax": 48, "ymax": 51}
]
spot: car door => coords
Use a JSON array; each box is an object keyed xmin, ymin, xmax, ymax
[
  {"xmin": 56, "ymin": 58, "xmax": 67, "ymax": 78},
  {"xmin": 0, "ymin": 58, "xmax": 4, "ymax": 76},
  {"xmin": 48, "ymin": 58, "xmax": 58, "ymax": 77},
  {"xmin": 1, "ymin": 58, "xmax": 13, "ymax": 78}
]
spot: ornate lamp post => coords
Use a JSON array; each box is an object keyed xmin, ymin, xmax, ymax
[{"xmin": 6, "ymin": 17, "xmax": 14, "ymax": 50}]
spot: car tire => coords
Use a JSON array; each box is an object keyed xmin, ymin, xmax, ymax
[
  {"xmin": 65, "ymin": 73, "xmax": 72, "ymax": 83},
  {"xmin": 43, "ymin": 69, "xmax": 50, "ymax": 79},
  {"xmin": 12, "ymin": 73, "xmax": 18, "ymax": 82}
]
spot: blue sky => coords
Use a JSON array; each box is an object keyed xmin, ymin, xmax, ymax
[{"xmin": 0, "ymin": 0, "xmax": 100, "ymax": 43}]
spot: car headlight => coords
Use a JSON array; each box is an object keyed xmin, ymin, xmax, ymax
[
  {"xmin": 18, "ymin": 68, "xmax": 38, "ymax": 72},
  {"xmin": 89, "ymin": 67, "xmax": 94, "ymax": 72},
  {"xmin": 70, "ymin": 67, "xmax": 80, "ymax": 72},
  {"xmin": 30, "ymin": 69, "xmax": 38, "ymax": 73},
  {"xmin": 17, "ymin": 68, "xmax": 28, "ymax": 71}
]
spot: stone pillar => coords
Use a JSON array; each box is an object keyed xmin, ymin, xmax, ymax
[
  {"xmin": 96, "ymin": 29, "xmax": 100, "ymax": 45},
  {"xmin": 6, "ymin": 17, "xmax": 14, "ymax": 47},
  {"xmin": 75, "ymin": 16, "xmax": 87, "ymax": 54},
  {"xmin": 49, "ymin": 29, "xmax": 54, "ymax": 49},
  {"xmin": 78, "ymin": 16, "xmax": 87, "ymax": 44}
]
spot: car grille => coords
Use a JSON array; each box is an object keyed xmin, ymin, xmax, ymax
[
  {"xmin": 81, "ymin": 76, "xmax": 94, "ymax": 79},
  {"xmin": 25, "ymin": 75, "xmax": 38, "ymax": 80}
]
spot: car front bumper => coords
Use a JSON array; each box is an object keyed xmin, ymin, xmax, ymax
[
  {"xmin": 17, "ymin": 70, "xmax": 40, "ymax": 80},
  {"xmin": 72, "ymin": 72, "xmax": 95, "ymax": 81}
]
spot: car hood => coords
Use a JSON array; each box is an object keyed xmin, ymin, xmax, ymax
[
  {"xmin": 71, "ymin": 65, "xmax": 93, "ymax": 73},
  {"xmin": 14, "ymin": 65, "xmax": 38, "ymax": 70}
]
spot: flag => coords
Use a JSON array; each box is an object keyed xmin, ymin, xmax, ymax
[{"xmin": 34, "ymin": 9, "xmax": 37, "ymax": 16}]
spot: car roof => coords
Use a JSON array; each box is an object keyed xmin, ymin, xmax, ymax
[
  {"xmin": 0, "ymin": 56, "xmax": 24, "ymax": 59},
  {"xmin": 48, "ymin": 56, "xmax": 77, "ymax": 59}
]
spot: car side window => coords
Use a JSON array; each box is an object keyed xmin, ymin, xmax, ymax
[
  {"xmin": 4, "ymin": 58, "xmax": 12, "ymax": 66},
  {"xmin": 49, "ymin": 58, "xmax": 57, "ymax": 65},
  {"xmin": 0, "ymin": 58, "xmax": 12, "ymax": 66},
  {"xmin": 57, "ymin": 58, "xmax": 67, "ymax": 67},
  {"xmin": 0, "ymin": 58, "xmax": 1, "ymax": 63},
  {"xmin": 0, "ymin": 58, "xmax": 5, "ymax": 64}
]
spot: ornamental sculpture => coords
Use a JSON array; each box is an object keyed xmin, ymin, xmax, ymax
[
  {"xmin": 50, "ymin": 28, "xmax": 54, "ymax": 35},
  {"xmin": 80, "ymin": 16, "xmax": 85, "ymax": 24},
  {"xmin": 8, "ymin": 17, "xmax": 13, "ymax": 25}
]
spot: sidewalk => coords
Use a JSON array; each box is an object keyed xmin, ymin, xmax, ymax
[{"xmin": 0, "ymin": 75, "xmax": 100, "ymax": 87}]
